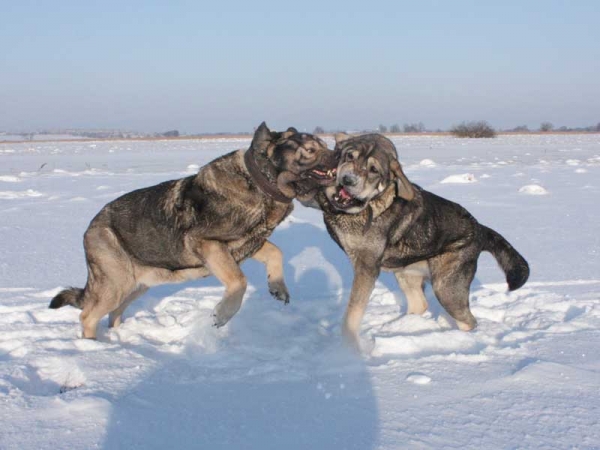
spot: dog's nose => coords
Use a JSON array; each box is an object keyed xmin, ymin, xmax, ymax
[{"xmin": 341, "ymin": 174, "xmax": 358, "ymax": 187}]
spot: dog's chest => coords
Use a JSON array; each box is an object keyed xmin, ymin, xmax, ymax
[
  {"xmin": 323, "ymin": 212, "xmax": 368, "ymax": 254},
  {"xmin": 264, "ymin": 201, "xmax": 293, "ymax": 231},
  {"xmin": 227, "ymin": 201, "xmax": 292, "ymax": 262}
]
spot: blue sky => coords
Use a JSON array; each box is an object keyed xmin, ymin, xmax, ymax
[{"xmin": 1, "ymin": 0, "xmax": 598, "ymax": 133}]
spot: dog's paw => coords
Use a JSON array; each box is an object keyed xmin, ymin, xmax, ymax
[
  {"xmin": 212, "ymin": 312, "xmax": 229, "ymax": 328},
  {"xmin": 268, "ymin": 281, "xmax": 290, "ymax": 304},
  {"xmin": 212, "ymin": 298, "xmax": 242, "ymax": 328},
  {"xmin": 212, "ymin": 314, "xmax": 227, "ymax": 328}
]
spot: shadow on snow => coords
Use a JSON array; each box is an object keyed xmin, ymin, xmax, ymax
[{"xmin": 101, "ymin": 221, "xmax": 380, "ymax": 450}]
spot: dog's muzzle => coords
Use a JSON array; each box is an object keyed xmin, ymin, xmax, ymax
[{"xmin": 341, "ymin": 174, "xmax": 359, "ymax": 187}]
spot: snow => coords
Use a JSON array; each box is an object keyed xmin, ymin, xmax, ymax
[
  {"xmin": 519, "ymin": 184, "xmax": 549, "ymax": 195},
  {"xmin": 1, "ymin": 134, "xmax": 599, "ymax": 449},
  {"xmin": 418, "ymin": 158, "xmax": 436, "ymax": 167},
  {"xmin": 440, "ymin": 173, "xmax": 477, "ymax": 184},
  {"xmin": 0, "ymin": 175, "xmax": 22, "ymax": 182},
  {"xmin": 0, "ymin": 189, "xmax": 45, "ymax": 199}
]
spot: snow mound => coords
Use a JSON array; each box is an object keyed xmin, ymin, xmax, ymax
[
  {"xmin": 519, "ymin": 184, "xmax": 548, "ymax": 195},
  {"xmin": 419, "ymin": 159, "xmax": 436, "ymax": 167},
  {"xmin": 0, "ymin": 189, "xmax": 45, "ymax": 199},
  {"xmin": 406, "ymin": 373, "xmax": 432, "ymax": 385},
  {"xmin": 440, "ymin": 173, "xmax": 477, "ymax": 184},
  {"xmin": 0, "ymin": 175, "xmax": 21, "ymax": 183},
  {"xmin": 372, "ymin": 330, "xmax": 481, "ymax": 357}
]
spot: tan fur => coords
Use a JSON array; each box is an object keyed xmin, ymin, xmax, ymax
[
  {"xmin": 199, "ymin": 240, "xmax": 248, "ymax": 327},
  {"xmin": 394, "ymin": 261, "xmax": 430, "ymax": 315},
  {"xmin": 109, "ymin": 285, "xmax": 148, "ymax": 328},
  {"xmin": 251, "ymin": 241, "xmax": 289, "ymax": 302}
]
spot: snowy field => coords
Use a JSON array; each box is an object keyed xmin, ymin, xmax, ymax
[{"xmin": 1, "ymin": 134, "xmax": 599, "ymax": 449}]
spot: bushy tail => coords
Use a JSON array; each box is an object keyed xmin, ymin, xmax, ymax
[
  {"xmin": 49, "ymin": 287, "xmax": 85, "ymax": 310},
  {"xmin": 481, "ymin": 225, "xmax": 530, "ymax": 291}
]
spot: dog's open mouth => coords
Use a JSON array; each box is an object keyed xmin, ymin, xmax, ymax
[
  {"xmin": 304, "ymin": 167, "xmax": 337, "ymax": 185},
  {"xmin": 330, "ymin": 185, "xmax": 366, "ymax": 210}
]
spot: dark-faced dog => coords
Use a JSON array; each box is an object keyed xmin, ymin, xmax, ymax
[
  {"xmin": 49, "ymin": 123, "xmax": 336, "ymax": 339},
  {"xmin": 315, "ymin": 133, "xmax": 529, "ymax": 349}
]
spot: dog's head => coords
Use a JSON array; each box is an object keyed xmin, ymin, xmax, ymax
[
  {"xmin": 251, "ymin": 122, "xmax": 337, "ymax": 201},
  {"xmin": 324, "ymin": 133, "xmax": 414, "ymax": 213},
  {"xmin": 251, "ymin": 122, "xmax": 336, "ymax": 178}
]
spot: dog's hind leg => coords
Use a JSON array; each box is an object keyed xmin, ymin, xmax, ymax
[
  {"xmin": 109, "ymin": 285, "xmax": 149, "ymax": 328},
  {"xmin": 80, "ymin": 285, "xmax": 128, "ymax": 339},
  {"xmin": 429, "ymin": 253, "xmax": 477, "ymax": 331},
  {"xmin": 395, "ymin": 271, "xmax": 428, "ymax": 315},
  {"xmin": 198, "ymin": 240, "xmax": 247, "ymax": 328},
  {"xmin": 251, "ymin": 240, "xmax": 290, "ymax": 303},
  {"xmin": 79, "ymin": 226, "xmax": 137, "ymax": 339}
]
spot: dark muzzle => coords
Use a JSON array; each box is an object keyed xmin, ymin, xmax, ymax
[{"xmin": 341, "ymin": 174, "xmax": 359, "ymax": 187}]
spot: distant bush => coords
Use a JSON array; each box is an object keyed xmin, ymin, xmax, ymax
[
  {"xmin": 450, "ymin": 121, "xmax": 496, "ymax": 138},
  {"xmin": 510, "ymin": 125, "xmax": 529, "ymax": 132},
  {"xmin": 540, "ymin": 122, "xmax": 554, "ymax": 132},
  {"xmin": 313, "ymin": 126, "xmax": 325, "ymax": 134},
  {"xmin": 163, "ymin": 130, "xmax": 180, "ymax": 137},
  {"xmin": 390, "ymin": 124, "xmax": 401, "ymax": 133},
  {"xmin": 403, "ymin": 122, "xmax": 425, "ymax": 133}
]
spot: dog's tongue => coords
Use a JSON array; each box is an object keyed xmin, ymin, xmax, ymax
[{"xmin": 339, "ymin": 187, "xmax": 352, "ymax": 200}]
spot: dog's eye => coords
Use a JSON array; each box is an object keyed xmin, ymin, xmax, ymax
[
  {"xmin": 369, "ymin": 165, "xmax": 379, "ymax": 174},
  {"xmin": 346, "ymin": 153, "xmax": 354, "ymax": 161}
]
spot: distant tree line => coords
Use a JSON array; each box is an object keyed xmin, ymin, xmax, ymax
[
  {"xmin": 5, "ymin": 121, "xmax": 600, "ymax": 142},
  {"xmin": 311, "ymin": 121, "xmax": 600, "ymax": 138},
  {"xmin": 505, "ymin": 122, "xmax": 600, "ymax": 132},
  {"xmin": 313, "ymin": 122, "xmax": 429, "ymax": 135}
]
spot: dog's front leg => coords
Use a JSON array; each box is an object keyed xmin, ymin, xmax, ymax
[
  {"xmin": 251, "ymin": 240, "xmax": 290, "ymax": 304},
  {"xmin": 343, "ymin": 257, "xmax": 381, "ymax": 351},
  {"xmin": 198, "ymin": 240, "xmax": 248, "ymax": 327}
]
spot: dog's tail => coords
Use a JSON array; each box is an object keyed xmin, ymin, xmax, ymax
[
  {"xmin": 481, "ymin": 225, "xmax": 530, "ymax": 291},
  {"xmin": 49, "ymin": 287, "xmax": 85, "ymax": 310}
]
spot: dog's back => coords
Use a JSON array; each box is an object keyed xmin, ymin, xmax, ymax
[{"xmin": 383, "ymin": 185, "xmax": 529, "ymax": 287}]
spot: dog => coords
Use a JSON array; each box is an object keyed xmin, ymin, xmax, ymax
[
  {"xmin": 49, "ymin": 122, "xmax": 337, "ymax": 339},
  {"xmin": 313, "ymin": 133, "xmax": 530, "ymax": 350}
]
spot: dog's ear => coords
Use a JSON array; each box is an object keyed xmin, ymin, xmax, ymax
[
  {"xmin": 334, "ymin": 132, "xmax": 351, "ymax": 144},
  {"xmin": 251, "ymin": 122, "xmax": 272, "ymax": 154},
  {"xmin": 275, "ymin": 126, "xmax": 299, "ymax": 141},
  {"xmin": 333, "ymin": 133, "xmax": 350, "ymax": 160},
  {"xmin": 390, "ymin": 159, "xmax": 414, "ymax": 201}
]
